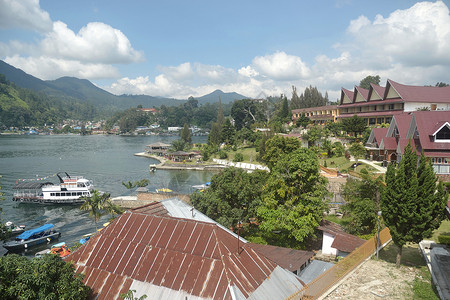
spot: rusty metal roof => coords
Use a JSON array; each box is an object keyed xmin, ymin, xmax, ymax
[
  {"xmin": 66, "ymin": 211, "xmax": 304, "ymax": 299},
  {"xmin": 247, "ymin": 243, "xmax": 314, "ymax": 273}
]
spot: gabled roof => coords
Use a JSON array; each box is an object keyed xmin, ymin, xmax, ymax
[
  {"xmin": 340, "ymin": 88, "xmax": 354, "ymax": 105},
  {"xmin": 247, "ymin": 243, "xmax": 314, "ymax": 273},
  {"xmin": 318, "ymin": 220, "xmax": 365, "ymax": 254},
  {"xmin": 411, "ymin": 111, "xmax": 450, "ymax": 151},
  {"xmin": 386, "ymin": 79, "xmax": 450, "ymax": 103},
  {"xmin": 373, "ymin": 128, "xmax": 388, "ymax": 146},
  {"xmin": 379, "ymin": 137, "xmax": 397, "ymax": 150},
  {"xmin": 66, "ymin": 212, "xmax": 304, "ymax": 300},
  {"xmin": 368, "ymin": 83, "xmax": 386, "ymax": 101},
  {"xmin": 354, "ymin": 86, "xmax": 369, "ymax": 102}
]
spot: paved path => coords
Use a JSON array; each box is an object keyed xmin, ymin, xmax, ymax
[{"xmin": 357, "ymin": 159, "xmax": 387, "ymax": 173}]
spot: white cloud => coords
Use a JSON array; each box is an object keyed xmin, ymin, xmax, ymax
[
  {"xmin": 252, "ymin": 51, "xmax": 311, "ymax": 80},
  {"xmin": 345, "ymin": 1, "xmax": 450, "ymax": 67},
  {"xmin": 158, "ymin": 62, "xmax": 194, "ymax": 80},
  {"xmin": 40, "ymin": 21, "xmax": 144, "ymax": 64},
  {"xmin": 4, "ymin": 55, "xmax": 120, "ymax": 80},
  {"xmin": 0, "ymin": 0, "xmax": 52, "ymax": 32}
]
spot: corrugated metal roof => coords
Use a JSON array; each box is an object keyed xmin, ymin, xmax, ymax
[
  {"xmin": 298, "ymin": 260, "xmax": 334, "ymax": 285},
  {"xmin": 247, "ymin": 243, "xmax": 313, "ymax": 273},
  {"xmin": 131, "ymin": 197, "xmax": 248, "ymax": 242},
  {"xmin": 66, "ymin": 212, "xmax": 304, "ymax": 299}
]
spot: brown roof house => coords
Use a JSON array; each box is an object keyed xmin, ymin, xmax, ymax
[
  {"xmin": 66, "ymin": 207, "xmax": 306, "ymax": 299},
  {"xmin": 318, "ymin": 220, "xmax": 365, "ymax": 258}
]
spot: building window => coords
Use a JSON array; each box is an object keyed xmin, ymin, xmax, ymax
[
  {"xmin": 431, "ymin": 104, "xmax": 437, "ymax": 110},
  {"xmin": 369, "ymin": 118, "xmax": 376, "ymax": 125},
  {"xmin": 388, "ymin": 104, "xmax": 394, "ymax": 110},
  {"xmin": 436, "ymin": 126, "xmax": 450, "ymax": 140}
]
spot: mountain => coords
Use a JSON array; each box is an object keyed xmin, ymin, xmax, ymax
[
  {"xmin": 196, "ymin": 89, "xmax": 248, "ymax": 104},
  {"xmin": 0, "ymin": 60, "xmax": 249, "ymax": 114}
]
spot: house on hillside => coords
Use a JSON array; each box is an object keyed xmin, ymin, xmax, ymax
[
  {"xmin": 366, "ymin": 111, "xmax": 450, "ymax": 179},
  {"xmin": 292, "ymin": 105, "xmax": 339, "ymax": 124},
  {"xmin": 66, "ymin": 200, "xmax": 307, "ymax": 299},
  {"xmin": 318, "ymin": 220, "xmax": 365, "ymax": 258}
]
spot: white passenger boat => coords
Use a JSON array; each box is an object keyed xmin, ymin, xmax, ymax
[{"xmin": 12, "ymin": 172, "xmax": 93, "ymax": 204}]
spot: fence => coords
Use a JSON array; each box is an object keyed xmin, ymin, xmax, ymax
[{"xmin": 286, "ymin": 227, "xmax": 392, "ymax": 300}]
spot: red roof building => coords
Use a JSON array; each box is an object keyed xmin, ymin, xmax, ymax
[
  {"xmin": 366, "ymin": 111, "xmax": 450, "ymax": 176},
  {"xmin": 318, "ymin": 220, "xmax": 365, "ymax": 257},
  {"xmin": 339, "ymin": 79, "xmax": 450, "ymax": 125},
  {"xmin": 66, "ymin": 210, "xmax": 305, "ymax": 299}
]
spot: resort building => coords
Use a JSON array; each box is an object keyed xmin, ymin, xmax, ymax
[
  {"xmin": 366, "ymin": 111, "xmax": 450, "ymax": 177},
  {"xmin": 292, "ymin": 105, "xmax": 339, "ymax": 124},
  {"xmin": 338, "ymin": 79, "xmax": 450, "ymax": 125}
]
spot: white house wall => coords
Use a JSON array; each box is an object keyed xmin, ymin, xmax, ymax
[
  {"xmin": 404, "ymin": 102, "xmax": 450, "ymax": 112},
  {"xmin": 322, "ymin": 232, "xmax": 337, "ymax": 256}
]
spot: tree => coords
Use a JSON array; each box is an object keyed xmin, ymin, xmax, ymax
[
  {"xmin": 262, "ymin": 136, "xmax": 302, "ymax": 170},
  {"xmin": 220, "ymin": 118, "xmax": 235, "ymax": 145},
  {"xmin": 171, "ymin": 139, "xmax": 188, "ymax": 151},
  {"xmin": 381, "ymin": 144, "xmax": 447, "ymax": 267},
  {"xmin": 277, "ymin": 94, "xmax": 290, "ymax": 122},
  {"xmin": 302, "ymin": 125, "xmax": 324, "ymax": 147},
  {"xmin": 257, "ymin": 148, "xmax": 329, "ymax": 247},
  {"xmin": 81, "ymin": 190, "xmax": 123, "ymax": 230},
  {"xmin": 180, "ymin": 123, "xmax": 191, "ymax": 144},
  {"xmin": 298, "ymin": 86, "xmax": 328, "ymax": 108},
  {"xmin": 191, "ymin": 168, "xmax": 268, "ymax": 229},
  {"xmin": 341, "ymin": 115, "xmax": 367, "ymax": 137},
  {"xmin": 216, "ymin": 97, "xmax": 225, "ymax": 126},
  {"xmin": 295, "ymin": 113, "xmax": 310, "ymax": 128},
  {"xmin": 435, "ymin": 82, "xmax": 449, "ymax": 87},
  {"xmin": 290, "ymin": 86, "xmax": 301, "ymax": 110},
  {"xmin": 231, "ymin": 99, "xmax": 262, "ymax": 130},
  {"xmin": 349, "ymin": 142, "xmax": 366, "ymax": 163},
  {"xmin": 342, "ymin": 169, "xmax": 383, "ymax": 235},
  {"xmin": 359, "ymin": 75, "xmax": 381, "ymax": 89},
  {"xmin": 207, "ymin": 122, "xmax": 222, "ymax": 146},
  {"xmin": 0, "ymin": 253, "xmax": 90, "ymax": 299}
]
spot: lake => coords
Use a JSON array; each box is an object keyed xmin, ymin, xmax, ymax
[{"xmin": 0, "ymin": 134, "xmax": 214, "ymax": 256}]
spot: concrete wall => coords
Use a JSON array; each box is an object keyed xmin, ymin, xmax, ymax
[{"xmin": 322, "ymin": 232, "xmax": 337, "ymax": 256}]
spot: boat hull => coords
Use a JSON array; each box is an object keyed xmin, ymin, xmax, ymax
[
  {"xmin": 12, "ymin": 197, "xmax": 84, "ymax": 204},
  {"xmin": 3, "ymin": 232, "xmax": 61, "ymax": 252}
]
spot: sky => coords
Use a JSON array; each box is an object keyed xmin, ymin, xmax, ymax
[{"xmin": 1, "ymin": 0, "xmax": 450, "ymax": 101}]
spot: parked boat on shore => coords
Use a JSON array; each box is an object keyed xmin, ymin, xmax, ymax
[
  {"xmin": 12, "ymin": 172, "xmax": 93, "ymax": 204},
  {"xmin": 3, "ymin": 224, "xmax": 61, "ymax": 252}
]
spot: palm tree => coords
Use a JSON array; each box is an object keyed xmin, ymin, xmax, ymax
[{"xmin": 81, "ymin": 190, "xmax": 123, "ymax": 230}]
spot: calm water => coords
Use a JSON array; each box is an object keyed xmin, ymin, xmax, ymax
[{"xmin": 0, "ymin": 134, "xmax": 213, "ymax": 256}]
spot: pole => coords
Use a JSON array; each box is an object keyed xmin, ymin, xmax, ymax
[{"xmin": 377, "ymin": 211, "xmax": 382, "ymax": 259}]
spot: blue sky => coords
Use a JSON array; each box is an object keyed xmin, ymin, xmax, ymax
[{"xmin": 1, "ymin": 0, "xmax": 450, "ymax": 101}]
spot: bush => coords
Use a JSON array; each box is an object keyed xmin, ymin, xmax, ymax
[
  {"xmin": 234, "ymin": 153, "xmax": 244, "ymax": 162},
  {"xmin": 438, "ymin": 234, "xmax": 450, "ymax": 245},
  {"xmin": 218, "ymin": 150, "xmax": 228, "ymax": 159}
]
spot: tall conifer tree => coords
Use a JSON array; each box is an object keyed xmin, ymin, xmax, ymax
[{"xmin": 381, "ymin": 143, "xmax": 447, "ymax": 267}]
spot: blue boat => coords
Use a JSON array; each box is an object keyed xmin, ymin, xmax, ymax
[{"xmin": 3, "ymin": 224, "xmax": 61, "ymax": 252}]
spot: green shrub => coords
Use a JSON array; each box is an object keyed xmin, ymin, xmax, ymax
[
  {"xmin": 234, "ymin": 153, "xmax": 244, "ymax": 162},
  {"xmin": 438, "ymin": 234, "xmax": 450, "ymax": 245},
  {"xmin": 218, "ymin": 150, "xmax": 228, "ymax": 159}
]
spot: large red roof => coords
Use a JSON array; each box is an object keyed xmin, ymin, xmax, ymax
[
  {"xmin": 387, "ymin": 79, "xmax": 450, "ymax": 103},
  {"xmin": 66, "ymin": 211, "xmax": 304, "ymax": 299},
  {"xmin": 412, "ymin": 111, "xmax": 450, "ymax": 151}
]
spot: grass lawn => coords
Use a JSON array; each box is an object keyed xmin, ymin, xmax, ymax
[
  {"xmin": 210, "ymin": 147, "xmax": 259, "ymax": 164},
  {"xmin": 430, "ymin": 219, "xmax": 450, "ymax": 242},
  {"xmin": 378, "ymin": 242, "xmax": 439, "ymax": 299}
]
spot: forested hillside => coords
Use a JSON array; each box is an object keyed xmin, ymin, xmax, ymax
[{"xmin": 0, "ymin": 74, "xmax": 96, "ymax": 128}]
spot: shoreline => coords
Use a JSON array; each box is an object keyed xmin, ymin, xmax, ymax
[{"xmin": 134, "ymin": 152, "xmax": 226, "ymax": 171}]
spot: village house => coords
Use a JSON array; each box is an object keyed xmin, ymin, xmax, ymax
[
  {"xmin": 292, "ymin": 105, "xmax": 339, "ymax": 124},
  {"xmin": 65, "ymin": 199, "xmax": 308, "ymax": 299}
]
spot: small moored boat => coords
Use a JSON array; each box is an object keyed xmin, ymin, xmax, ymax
[
  {"xmin": 3, "ymin": 224, "xmax": 61, "ymax": 252},
  {"xmin": 5, "ymin": 221, "xmax": 26, "ymax": 235}
]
